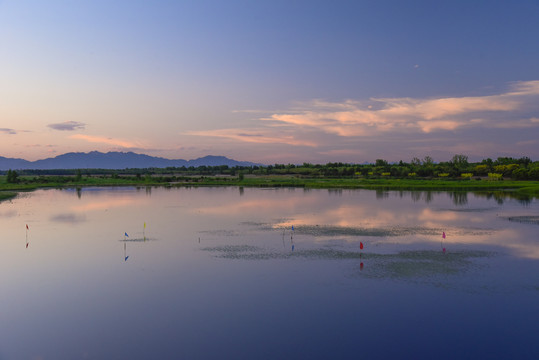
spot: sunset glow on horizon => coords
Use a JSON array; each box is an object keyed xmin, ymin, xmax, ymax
[{"xmin": 1, "ymin": 1, "xmax": 538, "ymax": 164}]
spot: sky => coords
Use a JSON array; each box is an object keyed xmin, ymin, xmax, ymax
[{"xmin": 1, "ymin": 0, "xmax": 538, "ymax": 164}]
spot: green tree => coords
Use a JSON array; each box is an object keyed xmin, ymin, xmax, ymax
[
  {"xmin": 75, "ymin": 169, "xmax": 82, "ymax": 182},
  {"xmin": 511, "ymin": 168, "xmax": 528, "ymax": 180},
  {"xmin": 449, "ymin": 154, "xmax": 469, "ymax": 177},
  {"xmin": 6, "ymin": 169, "xmax": 19, "ymax": 184},
  {"xmin": 423, "ymin": 156, "xmax": 434, "ymax": 166},
  {"xmin": 450, "ymin": 154, "xmax": 468, "ymax": 168},
  {"xmin": 528, "ymin": 167, "xmax": 539, "ymax": 180}
]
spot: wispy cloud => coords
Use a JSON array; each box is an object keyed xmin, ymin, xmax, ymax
[
  {"xmin": 0, "ymin": 128, "xmax": 17, "ymax": 135},
  {"xmin": 186, "ymin": 129, "xmax": 318, "ymax": 147},
  {"xmin": 189, "ymin": 80, "xmax": 539, "ymax": 147},
  {"xmin": 266, "ymin": 80, "xmax": 539, "ymax": 135},
  {"xmin": 48, "ymin": 121, "xmax": 86, "ymax": 131},
  {"xmin": 70, "ymin": 134, "xmax": 140, "ymax": 148},
  {"xmin": 183, "ymin": 80, "xmax": 539, "ymax": 162}
]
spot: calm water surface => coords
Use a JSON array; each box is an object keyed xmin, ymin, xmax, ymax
[{"xmin": 0, "ymin": 187, "xmax": 538, "ymax": 359}]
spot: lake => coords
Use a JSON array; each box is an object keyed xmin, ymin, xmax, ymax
[{"xmin": 0, "ymin": 187, "xmax": 538, "ymax": 359}]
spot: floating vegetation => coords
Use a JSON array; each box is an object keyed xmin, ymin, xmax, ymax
[
  {"xmin": 201, "ymin": 244, "xmax": 496, "ymax": 290},
  {"xmin": 504, "ymin": 216, "xmax": 539, "ymax": 225},
  {"xmin": 119, "ymin": 237, "xmax": 156, "ymax": 242},
  {"xmin": 202, "ymin": 245, "xmax": 491, "ymax": 265},
  {"xmin": 201, "ymin": 245, "xmax": 365, "ymax": 260},
  {"xmin": 445, "ymin": 207, "xmax": 495, "ymax": 213},
  {"xmin": 201, "ymin": 245, "xmax": 276, "ymax": 260},
  {"xmin": 291, "ymin": 225, "xmax": 439, "ymax": 237},
  {"xmin": 260, "ymin": 223, "xmax": 492, "ymax": 238},
  {"xmin": 202, "ymin": 244, "xmax": 260, "ymax": 253},
  {"xmin": 369, "ymin": 250, "xmax": 493, "ymax": 280},
  {"xmin": 198, "ymin": 229, "xmax": 240, "ymax": 237}
]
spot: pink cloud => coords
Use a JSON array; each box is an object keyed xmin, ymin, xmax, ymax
[
  {"xmin": 70, "ymin": 134, "xmax": 140, "ymax": 148},
  {"xmin": 266, "ymin": 80, "xmax": 538, "ymax": 135},
  {"xmin": 186, "ymin": 129, "xmax": 318, "ymax": 147},
  {"xmin": 181, "ymin": 80, "xmax": 539, "ymax": 162}
]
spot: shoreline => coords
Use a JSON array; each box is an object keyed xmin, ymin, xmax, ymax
[{"xmin": 1, "ymin": 176, "xmax": 538, "ymax": 202}]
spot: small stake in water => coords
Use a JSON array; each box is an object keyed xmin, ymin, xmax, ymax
[
  {"xmin": 442, "ymin": 231, "xmax": 446, "ymax": 253},
  {"xmin": 25, "ymin": 224, "xmax": 29, "ymax": 248},
  {"xmin": 359, "ymin": 242, "xmax": 364, "ymax": 270},
  {"xmin": 290, "ymin": 226, "xmax": 295, "ymax": 251},
  {"xmin": 124, "ymin": 242, "xmax": 129, "ymax": 262}
]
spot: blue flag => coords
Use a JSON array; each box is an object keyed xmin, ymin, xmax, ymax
[{"xmin": 125, "ymin": 232, "xmax": 129, "ymax": 237}]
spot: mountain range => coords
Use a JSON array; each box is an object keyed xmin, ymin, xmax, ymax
[{"xmin": 0, "ymin": 151, "xmax": 261, "ymax": 170}]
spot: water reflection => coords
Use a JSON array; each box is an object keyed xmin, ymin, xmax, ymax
[
  {"xmin": 448, "ymin": 191, "xmax": 468, "ymax": 205},
  {"xmin": 119, "ymin": 232, "xmax": 152, "ymax": 263},
  {"xmin": 0, "ymin": 187, "xmax": 537, "ymax": 360},
  {"xmin": 473, "ymin": 191, "xmax": 533, "ymax": 205},
  {"xmin": 50, "ymin": 213, "xmax": 87, "ymax": 224},
  {"xmin": 375, "ymin": 189, "xmax": 389, "ymax": 199},
  {"xmin": 124, "ymin": 242, "xmax": 129, "ymax": 261},
  {"xmin": 189, "ymin": 188, "xmax": 538, "ymax": 259},
  {"xmin": 0, "ymin": 209, "xmax": 17, "ymax": 217},
  {"xmin": 408, "ymin": 190, "xmax": 434, "ymax": 203},
  {"xmin": 2, "ymin": 185, "xmax": 538, "ymax": 285}
]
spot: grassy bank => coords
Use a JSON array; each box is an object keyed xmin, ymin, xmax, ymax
[
  {"xmin": 1, "ymin": 175, "xmax": 538, "ymax": 201},
  {"xmin": 0, "ymin": 191, "xmax": 17, "ymax": 201},
  {"xmin": 204, "ymin": 176, "xmax": 539, "ymax": 192}
]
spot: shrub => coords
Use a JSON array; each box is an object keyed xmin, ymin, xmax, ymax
[
  {"xmin": 488, "ymin": 173, "xmax": 503, "ymax": 181},
  {"xmin": 474, "ymin": 164, "xmax": 489, "ymax": 176},
  {"xmin": 528, "ymin": 167, "xmax": 539, "ymax": 180},
  {"xmin": 511, "ymin": 168, "xmax": 528, "ymax": 180}
]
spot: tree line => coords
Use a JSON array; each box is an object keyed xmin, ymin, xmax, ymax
[
  {"xmin": 257, "ymin": 155, "xmax": 538, "ymax": 180},
  {"xmin": 2, "ymin": 155, "xmax": 538, "ymax": 183}
]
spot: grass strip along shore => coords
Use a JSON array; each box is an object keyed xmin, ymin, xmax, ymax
[{"xmin": 1, "ymin": 174, "xmax": 538, "ymax": 202}]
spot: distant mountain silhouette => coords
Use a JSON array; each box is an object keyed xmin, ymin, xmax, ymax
[{"xmin": 0, "ymin": 151, "xmax": 261, "ymax": 170}]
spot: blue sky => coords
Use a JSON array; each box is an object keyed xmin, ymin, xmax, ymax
[{"xmin": 1, "ymin": 0, "xmax": 538, "ymax": 163}]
